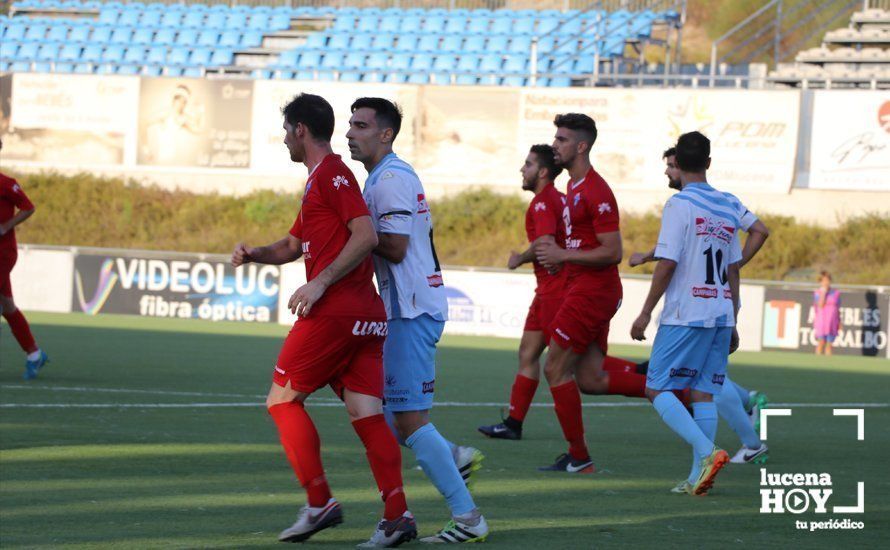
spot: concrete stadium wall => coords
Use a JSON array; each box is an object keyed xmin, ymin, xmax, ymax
[{"xmin": 11, "ymin": 245, "xmax": 890, "ymax": 358}]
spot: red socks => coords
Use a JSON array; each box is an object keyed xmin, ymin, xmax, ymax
[
  {"xmin": 268, "ymin": 401, "xmax": 332, "ymax": 508},
  {"xmin": 602, "ymin": 355, "xmax": 637, "ymax": 374},
  {"xmin": 352, "ymin": 414, "xmax": 407, "ymax": 520},
  {"xmin": 606, "ymin": 371, "xmax": 648, "ymax": 398},
  {"xmin": 550, "ymin": 380, "xmax": 589, "ymax": 461},
  {"xmin": 508, "ymin": 374, "xmax": 539, "ymax": 423},
  {"xmin": 3, "ymin": 309, "xmax": 37, "ymax": 354}
]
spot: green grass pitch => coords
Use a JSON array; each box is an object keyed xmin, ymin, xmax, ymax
[{"xmin": 2, "ymin": 312, "xmax": 888, "ymax": 548}]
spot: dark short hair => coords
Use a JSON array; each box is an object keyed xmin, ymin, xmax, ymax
[
  {"xmin": 553, "ymin": 113, "xmax": 597, "ymax": 149},
  {"xmin": 351, "ymin": 97, "xmax": 403, "ymax": 141},
  {"xmin": 282, "ymin": 93, "xmax": 334, "ymax": 142},
  {"xmin": 675, "ymin": 131, "xmax": 710, "ymax": 172},
  {"xmin": 662, "ymin": 146, "xmax": 677, "ymax": 159},
  {"xmin": 529, "ymin": 144, "xmax": 562, "ymax": 180}
]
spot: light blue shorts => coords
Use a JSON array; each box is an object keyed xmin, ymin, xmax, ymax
[
  {"xmin": 383, "ymin": 314, "xmax": 445, "ymax": 412},
  {"xmin": 646, "ymin": 325, "xmax": 731, "ymax": 395}
]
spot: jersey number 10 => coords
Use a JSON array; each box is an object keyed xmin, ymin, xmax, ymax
[{"xmin": 703, "ymin": 245, "xmax": 728, "ymax": 286}]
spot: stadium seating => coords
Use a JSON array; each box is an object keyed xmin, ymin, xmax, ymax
[{"xmin": 2, "ymin": 0, "xmax": 678, "ymax": 85}]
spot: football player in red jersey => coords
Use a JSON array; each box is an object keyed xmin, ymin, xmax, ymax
[
  {"xmin": 231, "ymin": 94, "xmax": 415, "ymax": 547},
  {"xmin": 477, "ymin": 144, "xmax": 566, "ymax": 440},
  {"xmin": 533, "ymin": 114, "xmax": 648, "ymax": 473},
  {"xmin": 0, "ymin": 138, "xmax": 48, "ymax": 380}
]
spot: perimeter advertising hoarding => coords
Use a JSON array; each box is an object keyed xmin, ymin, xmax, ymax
[
  {"xmin": 519, "ymin": 88, "xmax": 800, "ymax": 193},
  {"xmin": 762, "ymin": 288, "xmax": 888, "ymax": 356},
  {"xmin": 1, "ymin": 73, "xmax": 139, "ymax": 165},
  {"xmin": 137, "ymin": 77, "xmax": 253, "ymax": 168},
  {"xmin": 73, "ymin": 252, "xmax": 279, "ymax": 323},
  {"xmin": 808, "ymin": 91, "xmax": 890, "ymax": 191}
]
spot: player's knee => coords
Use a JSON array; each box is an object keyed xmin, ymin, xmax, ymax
[
  {"xmin": 644, "ymin": 387, "xmax": 660, "ymax": 402},
  {"xmin": 690, "ymin": 390, "xmax": 713, "ymax": 403}
]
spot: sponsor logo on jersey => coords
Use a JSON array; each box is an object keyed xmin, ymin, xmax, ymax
[
  {"xmin": 693, "ymin": 286, "xmax": 719, "ymax": 298},
  {"xmin": 274, "ymin": 365, "xmax": 286, "ymax": 375},
  {"xmin": 554, "ymin": 327, "xmax": 570, "ymax": 340},
  {"xmin": 712, "ymin": 373, "xmax": 726, "ymax": 385},
  {"xmin": 597, "ymin": 202, "xmax": 612, "ymax": 214},
  {"xmin": 695, "ymin": 216, "xmax": 735, "ymax": 244},
  {"xmin": 417, "ymin": 193, "xmax": 429, "ymax": 214},
  {"xmin": 385, "ymin": 374, "xmax": 397, "ymax": 387},
  {"xmin": 332, "ymin": 175, "xmax": 350, "ymax": 189},
  {"xmin": 566, "ymin": 238, "xmax": 582, "ymax": 249},
  {"xmin": 427, "ymin": 273, "xmax": 444, "ymax": 288},
  {"xmin": 534, "ymin": 202, "xmax": 547, "ymax": 212},
  {"xmin": 669, "ymin": 367, "xmax": 698, "ymax": 378},
  {"xmin": 352, "ymin": 320, "xmax": 388, "ymax": 336},
  {"xmin": 724, "ymin": 289, "xmax": 733, "ymax": 299},
  {"xmin": 421, "ymin": 380, "xmax": 435, "ymax": 394}
]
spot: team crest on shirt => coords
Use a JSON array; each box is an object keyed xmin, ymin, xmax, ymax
[
  {"xmin": 534, "ymin": 202, "xmax": 547, "ymax": 212},
  {"xmin": 332, "ymin": 175, "xmax": 350, "ymax": 189},
  {"xmin": 12, "ymin": 184, "xmax": 21, "ymax": 193},
  {"xmin": 573, "ymin": 193, "xmax": 582, "ymax": 206},
  {"xmin": 417, "ymin": 193, "xmax": 429, "ymax": 214},
  {"xmin": 695, "ymin": 217, "xmax": 735, "ymax": 244},
  {"xmin": 598, "ymin": 202, "xmax": 612, "ymax": 214}
]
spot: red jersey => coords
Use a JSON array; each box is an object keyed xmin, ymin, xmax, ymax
[
  {"xmin": 525, "ymin": 183, "xmax": 567, "ymax": 296},
  {"xmin": 288, "ymin": 154, "xmax": 384, "ymax": 319},
  {"xmin": 0, "ymin": 173, "xmax": 35, "ymax": 252},
  {"xmin": 563, "ymin": 167, "xmax": 621, "ymax": 287}
]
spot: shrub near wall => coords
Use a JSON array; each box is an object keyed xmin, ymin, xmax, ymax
[{"xmin": 10, "ymin": 172, "xmax": 890, "ymax": 285}]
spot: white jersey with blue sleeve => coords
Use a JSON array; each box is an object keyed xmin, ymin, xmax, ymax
[
  {"xmin": 362, "ymin": 153, "xmax": 448, "ymax": 322},
  {"xmin": 654, "ymin": 182, "xmax": 742, "ymax": 328},
  {"xmin": 723, "ymin": 191, "xmax": 758, "ymax": 232}
]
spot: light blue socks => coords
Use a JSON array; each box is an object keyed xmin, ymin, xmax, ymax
[
  {"xmin": 653, "ymin": 392, "xmax": 714, "ymax": 482},
  {"xmin": 406, "ymin": 423, "xmax": 476, "ymax": 516},
  {"xmin": 716, "ymin": 377, "xmax": 762, "ymax": 449}
]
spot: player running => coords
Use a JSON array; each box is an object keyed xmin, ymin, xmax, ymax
[
  {"xmin": 1, "ymin": 138, "xmax": 48, "ymax": 380},
  {"xmin": 346, "ymin": 97, "xmax": 488, "ymax": 544},
  {"xmin": 231, "ymin": 94, "xmax": 415, "ymax": 546},
  {"xmin": 532, "ymin": 113, "xmax": 635, "ymax": 473},
  {"xmin": 477, "ymin": 144, "xmax": 566, "ymax": 441},
  {"xmin": 631, "ymin": 131, "xmax": 739, "ymax": 496},
  {"xmin": 629, "ymin": 146, "xmax": 769, "ymax": 465}
]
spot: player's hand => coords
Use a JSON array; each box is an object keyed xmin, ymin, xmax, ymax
[
  {"xmin": 289, "ymin": 279, "xmax": 327, "ymax": 317},
  {"xmin": 507, "ymin": 251, "xmax": 522, "ymax": 270},
  {"xmin": 0, "ymin": 222, "xmax": 8, "ymax": 236},
  {"xmin": 231, "ymin": 243, "xmax": 252, "ymax": 267},
  {"xmin": 629, "ymin": 252, "xmax": 648, "ymax": 267},
  {"xmin": 729, "ymin": 327, "xmax": 740, "ymax": 354},
  {"xmin": 547, "ymin": 263, "xmax": 562, "ymax": 275},
  {"xmin": 630, "ymin": 312, "xmax": 651, "ymax": 341},
  {"xmin": 534, "ymin": 240, "xmax": 564, "ymax": 269}
]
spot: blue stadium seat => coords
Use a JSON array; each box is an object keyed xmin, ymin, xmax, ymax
[
  {"xmin": 411, "ymin": 55, "xmax": 433, "ymax": 71},
  {"xmin": 118, "ymin": 10, "xmax": 140, "ymax": 27},
  {"xmin": 117, "ymin": 64, "xmax": 140, "ymax": 75},
  {"xmin": 145, "ymin": 46, "xmax": 166, "ymax": 64},
  {"xmin": 182, "ymin": 11, "xmax": 204, "ymax": 27},
  {"xmin": 36, "ymin": 42, "xmax": 59, "ymax": 61},
  {"xmin": 3, "ymin": 41, "xmax": 22, "ymax": 59},
  {"xmin": 433, "ymin": 54, "xmax": 456, "ymax": 71},
  {"xmin": 3, "ymin": 23, "xmax": 26, "ymax": 41},
  {"xmin": 140, "ymin": 10, "xmax": 161, "ymax": 27},
  {"xmin": 176, "ymin": 29, "xmax": 198, "ymax": 47},
  {"xmin": 504, "ymin": 55, "xmax": 526, "ymax": 72},
  {"xmin": 573, "ymin": 56, "xmax": 595, "ymax": 73},
  {"xmin": 24, "ymin": 23, "xmax": 47, "ymax": 41},
  {"xmin": 538, "ymin": 17, "xmax": 561, "ymax": 34},
  {"xmin": 164, "ymin": 66, "xmax": 184, "ymax": 77},
  {"xmin": 440, "ymin": 36, "xmax": 462, "ymax": 53},
  {"xmin": 455, "ymin": 74, "xmax": 477, "ymax": 85},
  {"xmin": 242, "ymin": 30, "xmax": 264, "ymax": 48},
  {"xmin": 101, "ymin": 45, "xmax": 124, "ymax": 62},
  {"xmin": 340, "ymin": 71, "xmax": 361, "ymax": 83},
  {"xmin": 123, "ymin": 46, "xmax": 145, "ymax": 63},
  {"xmin": 10, "ymin": 61, "xmax": 32, "ymax": 72},
  {"xmin": 32, "ymin": 61, "xmax": 52, "ymax": 73},
  {"xmin": 390, "ymin": 54, "xmax": 411, "ymax": 70},
  {"xmin": 558, "ymin": 18, "xmax": 583, "ymax": 35},
  {"xmin": 205, "ymin": 12, "xmax": 226, "ymax": 28},
  {"xmin": 342, "ymin": 51, "xmax": 365, "ymax": 69},
  {"xmin": 490, "ymin": 18, "xmax": 510, "ymax": 34},
  {"xmin": 395, "ymin": 34, "xmax": 418, "ymax": 51},
  {"xmin": 548, "ymin": 76, "xmax": 572, "ymax": 87},
  {"xmin": 554, "ymin": 38, "xmax": 577, "ymax": 55},
  {"xmin": 537, "ymin": 36, "xmax": 556, "ymax": 53},
  {"xmin": 366, "ymin": 52, "xmax": 387, "ymax": 69},
  {"xmin": 467, "ymin": 17, "xmax": 489, "ymax": 34},
  {"xmin": 46, "ymin": 24, "xmax": 68, "ymax": 42},
  {"xmin": 68, "ymin": 25, "xmax": 90, "ymax": 42},
  {"xmin": 218, "ymin": 30, "xmax": 240, "ymax": 47},
  {"xmin": 98, "ymin": 9, "xmax": 118, "ymax": 25},
  {"xmin": 248, "ymin": 13, "xmax": 270, "ymax": 30},
  {"xmin": 379, "ymin": 15, "xmax": 400, "ymax": 33},
  {"xmin": 197, "ymin": 30, "xmax": 219, "ymax": 47},
  {"xmin": 142, "ymin": 65, "xmax": 162, "ymax": 76},
  {"xmin": 294, "ymin": 70, "xmax": 314, "ymax": 80},
  {"xmin": 423, "ymin": 16, "xmax": 445, "ymax": 33},
  {"xmin": 77, "ymin": 44, "xmax": 101, "ymax": 62},
  {"xmin": 269, "ymin": 13, "xmax": 290, "ymax": 31},
  {"xmin": 463, "ymin": 36, "xmax": 485, "ymax": 52},
  {"xmin": 351, "ymin": 34, "xmax": 371, "ymax": 50},
  {"xmin": 190, "ymin": 48, "xmax": 211, "ymax": 65},
  {"xmin": 154, "ymin": 28, "xmax": 176, "ymax": 45},
  {"xmin": 356, "ymin": 15, "xmax": 378, "ymax": 32},
  {"xmin": 54, "ymin": 62, "xmax": 75, "ymax": 73},
  {"xmin": 445, "ymin": 16, "xmax": 466, "ymax": 33},
  {"xmin": 168, "ymin": 47, "xmax": 189, "ymax": 65},
  {"xmin": 90, "ymin": 25, "xmax": 113, "ymax": 43},
  {"xmin": 272, "ymin": 70, "xmax": 294, "ymax": 80},
  {"xmin": 251, "ymin": 68, "xmax": 271, "ymax": 79},
  {"xmin": 479, "ymin": 54, "xmax": 502, "ymax": 72},
  {"xmin": 297, "ymin": 50, "xmax": 321, "ymax": 67},
  {"xmin": 332, "ymin": 16, "xmax": 355, "ymax": 32},
  {"xmin": 407, "ymin": 73, "xmax": 429, "ymax": 84},
  {"xmin": 501, "ymin": 75, "xmax": 525, "ymax": 87},
  {"xmin": 130, "ymin": 28, "xmax": 155, "ymax": 44},
  {"xmin": 305, "ymin": 33, "xmax": 327, "ymax": 49},
  {"xmin": 321, "ymin": 52, "xmax": 344, "ymax": 69},
  {"xmin": 110, "ymin": 27, "xmax": 133, "ymax": 44},
  {"xmin": 362, "ymin": 72, "xmax": 384, "ymax": 83},
  {"xmin": 400, "ymin": 16, "xmax": 422, "ymax": 33},
  {"xmin": 509, "ymin": 36, "xmax": 532, "ymax": 54},
  {"xmin": 208, "ymin": 4, "xmax": 228, "ymax": 14},
  {"xmin": 417, "ymin": 35, "xmax": 439, "ymax": 52},
  {"xmin": 371, "ymin": 34, "xmax": 395, "ymax": 50},
  {"xmin": 278, "ymin": 50, "xmax": 299, "ymax": 67},
  {"xmin": 210, "ymin": 48, "xmax": 233, "ymax": 65},
  {"xmin": 456, "ymin": 55, "xmax": 479, "ymax": 71},
  {"xmin": 385, "ymin": 73, "xmax": 407, "ymax": 84},
  {"xmin": 512, "ymin": 18, "xmax": 534, "ymax": 34},
  {"xmin": 330, "ymin": 34, "xmax": 351, "ymax": 49},
  {"xmin": 74, "ymin": 62, "xmax": 93, "ymax": 74},
  {"xmin": 487, "ymin": 36, "xmax": 509, "ymax": 51},
  {"xmin": 226, "ymin": 12, "xmax": 248, "ymax": 29}
]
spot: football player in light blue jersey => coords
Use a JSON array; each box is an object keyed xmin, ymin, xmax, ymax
[
  {"xmin": 346, "ymin": 97, "xmax": 488, "ymax": 545},
  {"xmin": 631, "ymin": 131, "xmax": 741, "ymax": 496},
  {"xmin": 629, "ymin": 147, "xmax": 770, "ymax": 466}
]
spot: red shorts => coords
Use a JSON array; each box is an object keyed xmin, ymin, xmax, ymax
[
  {"xmin": 0, "ymin": 248, "xmax": 16, "ymax": 298},
  {"xmin": 523, "ymin": 293, "xmax": 563, "ymax": 340},
  {"xmin": 548, "ymin": 281, "xmax": 622, "ymax": 354},
  {"xmin": 273, "ymin": 315, "xmax": 386, "ymax": 399}
]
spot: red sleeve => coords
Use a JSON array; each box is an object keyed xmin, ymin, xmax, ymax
[
  {"xmin": 288, "ymin": 209, "xmax": 303, "ymax": 239},
  {"xmin": 588, "ymin": 182, "xmax": 620, "ymax": 234},
  {"xmin": 530, "ymin": 199, "xmax": 557, "ymax": 240},
  {"xmin": 319, "ymin": 165, "xmax": 370, "ymax": 224},
  {"xmin": 2, "ymin": 176, "xmax": 34, "ymax": 211}
]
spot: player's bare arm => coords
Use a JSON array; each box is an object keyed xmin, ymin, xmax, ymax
[
  {"xmin": 374, "ymin": 232, "xmax": 409, "ymax": 264},
  {"xmin": 0, "ymin": 207, "xmax": 35, "ymax": 236},
  {"xmin": 511, "ymin": 234, "xmax": 555, "ymax": 269},
  {"xmin": 630, "ymin": 258, "xmax": 677, "ymax": 341},
  {"xmin": 728, "ymin": 261, "xmax": 742, "ymax": 353},
  {"xmin": 536, "ymin": 231, "xmax": 622, "ymax": 269},
  {"xmin": 289, "ymin": 215, "xmax": 377, "ymax": 316},
  {"xmin": 739, "ymin": 219, "xmax": 769, "ymax": 268},
  {"xmin": 629, "ymin": 247, "xmax": 656, "ymax": 267},
  {"xmin": 231, "ymin": 235, "xmax": 302, "ymax": 267}
]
